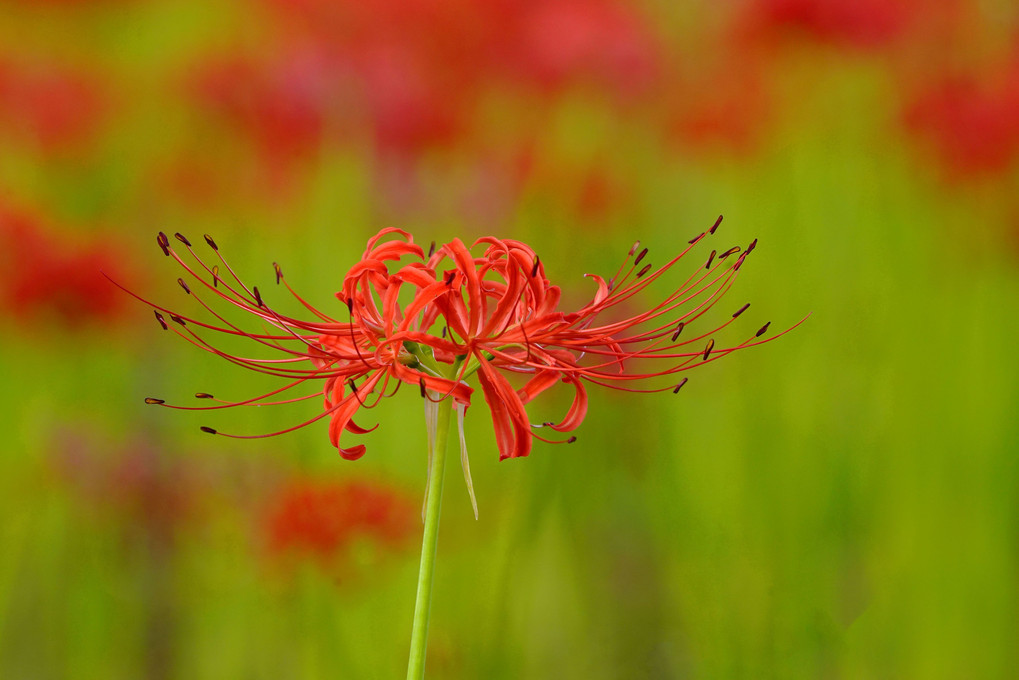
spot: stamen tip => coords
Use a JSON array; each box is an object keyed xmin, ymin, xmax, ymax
[
  {"xmin": 200, "ymin": 426, "xmax": 217, "ymax": 435},
  {"xmin": 144, "ymin": 397, "xmax": 165, "ymax": 405},
  {"xmin": 756, "ymin": 321, "xmax": 771, "ymax": 337},
  {"xmin": 673, "ymin": 378, "xmax": 689, "ymax": 393},
  {"xmin": 173, "ymin": 232, "xmax": 192, "ymax": 247},
  {"xmin": 195, "ymin": 392, "xmax": 214, "ymax": 399},
  {"xmin": 702, "ymin": 338, "xmax": 714, "ymax": 361},
  {"xmin": 203, "ymin": 234, "xmax": 218, "ymax": 251},
  {"xmin": 156, "ymin": 232, "xmax": 170, "ymax": 256},
  {"xmin": 710, "ymin": 215, "xmax": 723, "ymax": 234},
  {"xmin": 733, "ymin": 303, "xmax": 750, "ymax": 318}
]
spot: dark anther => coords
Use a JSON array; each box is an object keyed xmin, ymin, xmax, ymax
[
  {"xmin": 348, "ymin": 379, "xmax": 358, "ymax": 394},
  {"xmin": 673, "ymin": 378, "xmax": 688, "ymax": 393},
  {"xmin": 719, "ymin": 246, "xmax": 740, "ymax": 259},
  {"xmin": 702, "ymin": 339, "xmax": 714, "ymax": 360},
  {"xmin": 174, "ymin": 232, "xmax": 191, "ymax": 247},
  {"xmin": 733, "ymin": 303, "xmax": 750, "ymax": 318},
  {"xmin": 756, "ymin": 321, "xmax": 771, "ymax": 337},
  {"xmin": 177, "ymin": 278, "xmax": 191, "ymax": 294},
  {"xmin": 346, "ymin": 297, "xmax": 354, "ymax": 314},
  {"xmin": 156, "ymin": 232, "xmax": 170, "ymax": 256},
  {"xmin": 531, "ymin": 256, "xmax": 540, "ymax": 277},
  {"xmin": 212, "ymin": 265, "xmax": 219, "ymax": 287},
  {"xmin": 629, "ymin": 240, "xmax": 641, "ymax": 256},
  {"xmin": 144, "ymin": 397, "xmax": 165, "ymax": 405},
  {"xmin": 203, "ymin": 234, "xmax": 218, "ymax": 251},
  {"xmin": 567, "ymin": 436, "xmax": 577, "ymax": 444},
  {"xmin": 688, "ymin": 232, "xmax": 705, "ymax": 244},
  {"xmin": 428, "ymin": 241, "xmax": 436, "ymax": 258},
  {"xmin": 441, "ymin": 326, "xmax": 447, "ymax": 338},
  {"xmin": 170, "ymin": 314, "xmax": 186, "ymax": 326},
  {"xmin": 419, "ymin": 378, "xmax": 426, "ymax": 398},
  {"xmin": 253, "ymin": 286, "xmax": 263, "ymax": 307},
  {"xmin": 637, "ymin": 264, "xmax": 652, "ymax": 278},
  {"xmin": 671, "ymin": 322, "xmax": 685, "ymax": 342},
  {"xmin": 705, "ymin": 250, "xmax": 716, "ymax": 269},
  {"xmin": 634, "ymin": 248, "xmax": 649, "ymax": 266},
  {"xmin": 195, "ymin": 392, "xmax": 214, "ymax": 399},
  {"xmin": 273, "ymin": 262, "xmax": 283, "ymax": 284},
  {"xmin": 154, "ymin": 310, "xmax": 168, "ymax": 330},
  {"xmin": 200, "ymin": 426, "xmax": 217, "ymax": 435},
  {"xmin": 710, "ymin": 215, "xmax": 723, "ymax": 234},
  {"xmin": 444, "ymin": 270, "xmax": 456, "ymax": 286},
  {"xmin": 746, "ymin": 238, "xmax": 758, "ymax": 254}
]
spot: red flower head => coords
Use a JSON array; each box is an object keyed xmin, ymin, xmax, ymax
[
  {"xmin": 265, "ymin": 477, "xmax": 416, "ymax": 567},
  {"xmin": 119, "ymin": 222, "xmax": 799, "ymax": 503}
]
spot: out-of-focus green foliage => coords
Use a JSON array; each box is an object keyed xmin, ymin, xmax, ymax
[{"xmin": 1, "ymin": 1, "xmax": 1018, "ymax": 678}]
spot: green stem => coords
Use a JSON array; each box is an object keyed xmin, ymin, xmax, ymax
[{"xmin": 406, "ymin": 395, "xmax": 454, "ymax": 680}]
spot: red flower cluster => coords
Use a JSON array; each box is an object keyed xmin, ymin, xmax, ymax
[
  {"xmin": 127, "ymin": 221, "xmax": 798, "ymax": 464},
  {"xmin": 264, "ymin": 478, "xmax": 415, "ymax": 564},
  {"xmin": 0, "ymin": 201, "xmax": 132, "ymax": 327},
  {"xmin": 187, "ymin": 0, "xmax": 661, "ymax": 166}
]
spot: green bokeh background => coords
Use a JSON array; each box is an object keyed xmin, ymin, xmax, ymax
[{"xmin": 2, "ymin": 2, "xmax": 1018, "ymax": 678}]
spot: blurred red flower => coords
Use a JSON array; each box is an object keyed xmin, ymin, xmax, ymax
[
  {"xmin": 736, "ymin": 0, "xmax": 918, "ymax": 50},
  {"xmin": 666, "ymin": 57, "xmax": 772, "ymax": 156},
  {"xmin": 0, "ymin": 201, "xmax": 133, "ymax": 327},
  {"xmin": 187, "ymin": 47, "xmax": 336, "ymax": 164},
  {"xmin": 506, "ymin": 0, "xmax": 661, "ymax": 99},
  {"xmin": 0, "ymin": 55, "xmax": 106, "ymax": 155},
  {"xmin": 903, "ymin": 56, "xmax": 1019, "ymax": 178},
  {"xmin": 264, "ymin": 477, "xmax": 415, "ymax": 565}
]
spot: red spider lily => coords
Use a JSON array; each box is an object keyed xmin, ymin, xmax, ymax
[
  {"xmin": 265, "ymin": 477, "xmax": 415, "ymax": 566},
  {"xmin": 120, "ymin": 222, "xmax": 799, "ymax": 485}
]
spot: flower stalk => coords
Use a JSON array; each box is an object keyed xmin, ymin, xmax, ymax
[{"xmin": 407, "ymin": 392, "xmax": 453, "ymax": 680}]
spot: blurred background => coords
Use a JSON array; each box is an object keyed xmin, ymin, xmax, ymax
[{"xmin": 2, "ymin": 0, "xmax": 1018, "ymax": 677}]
